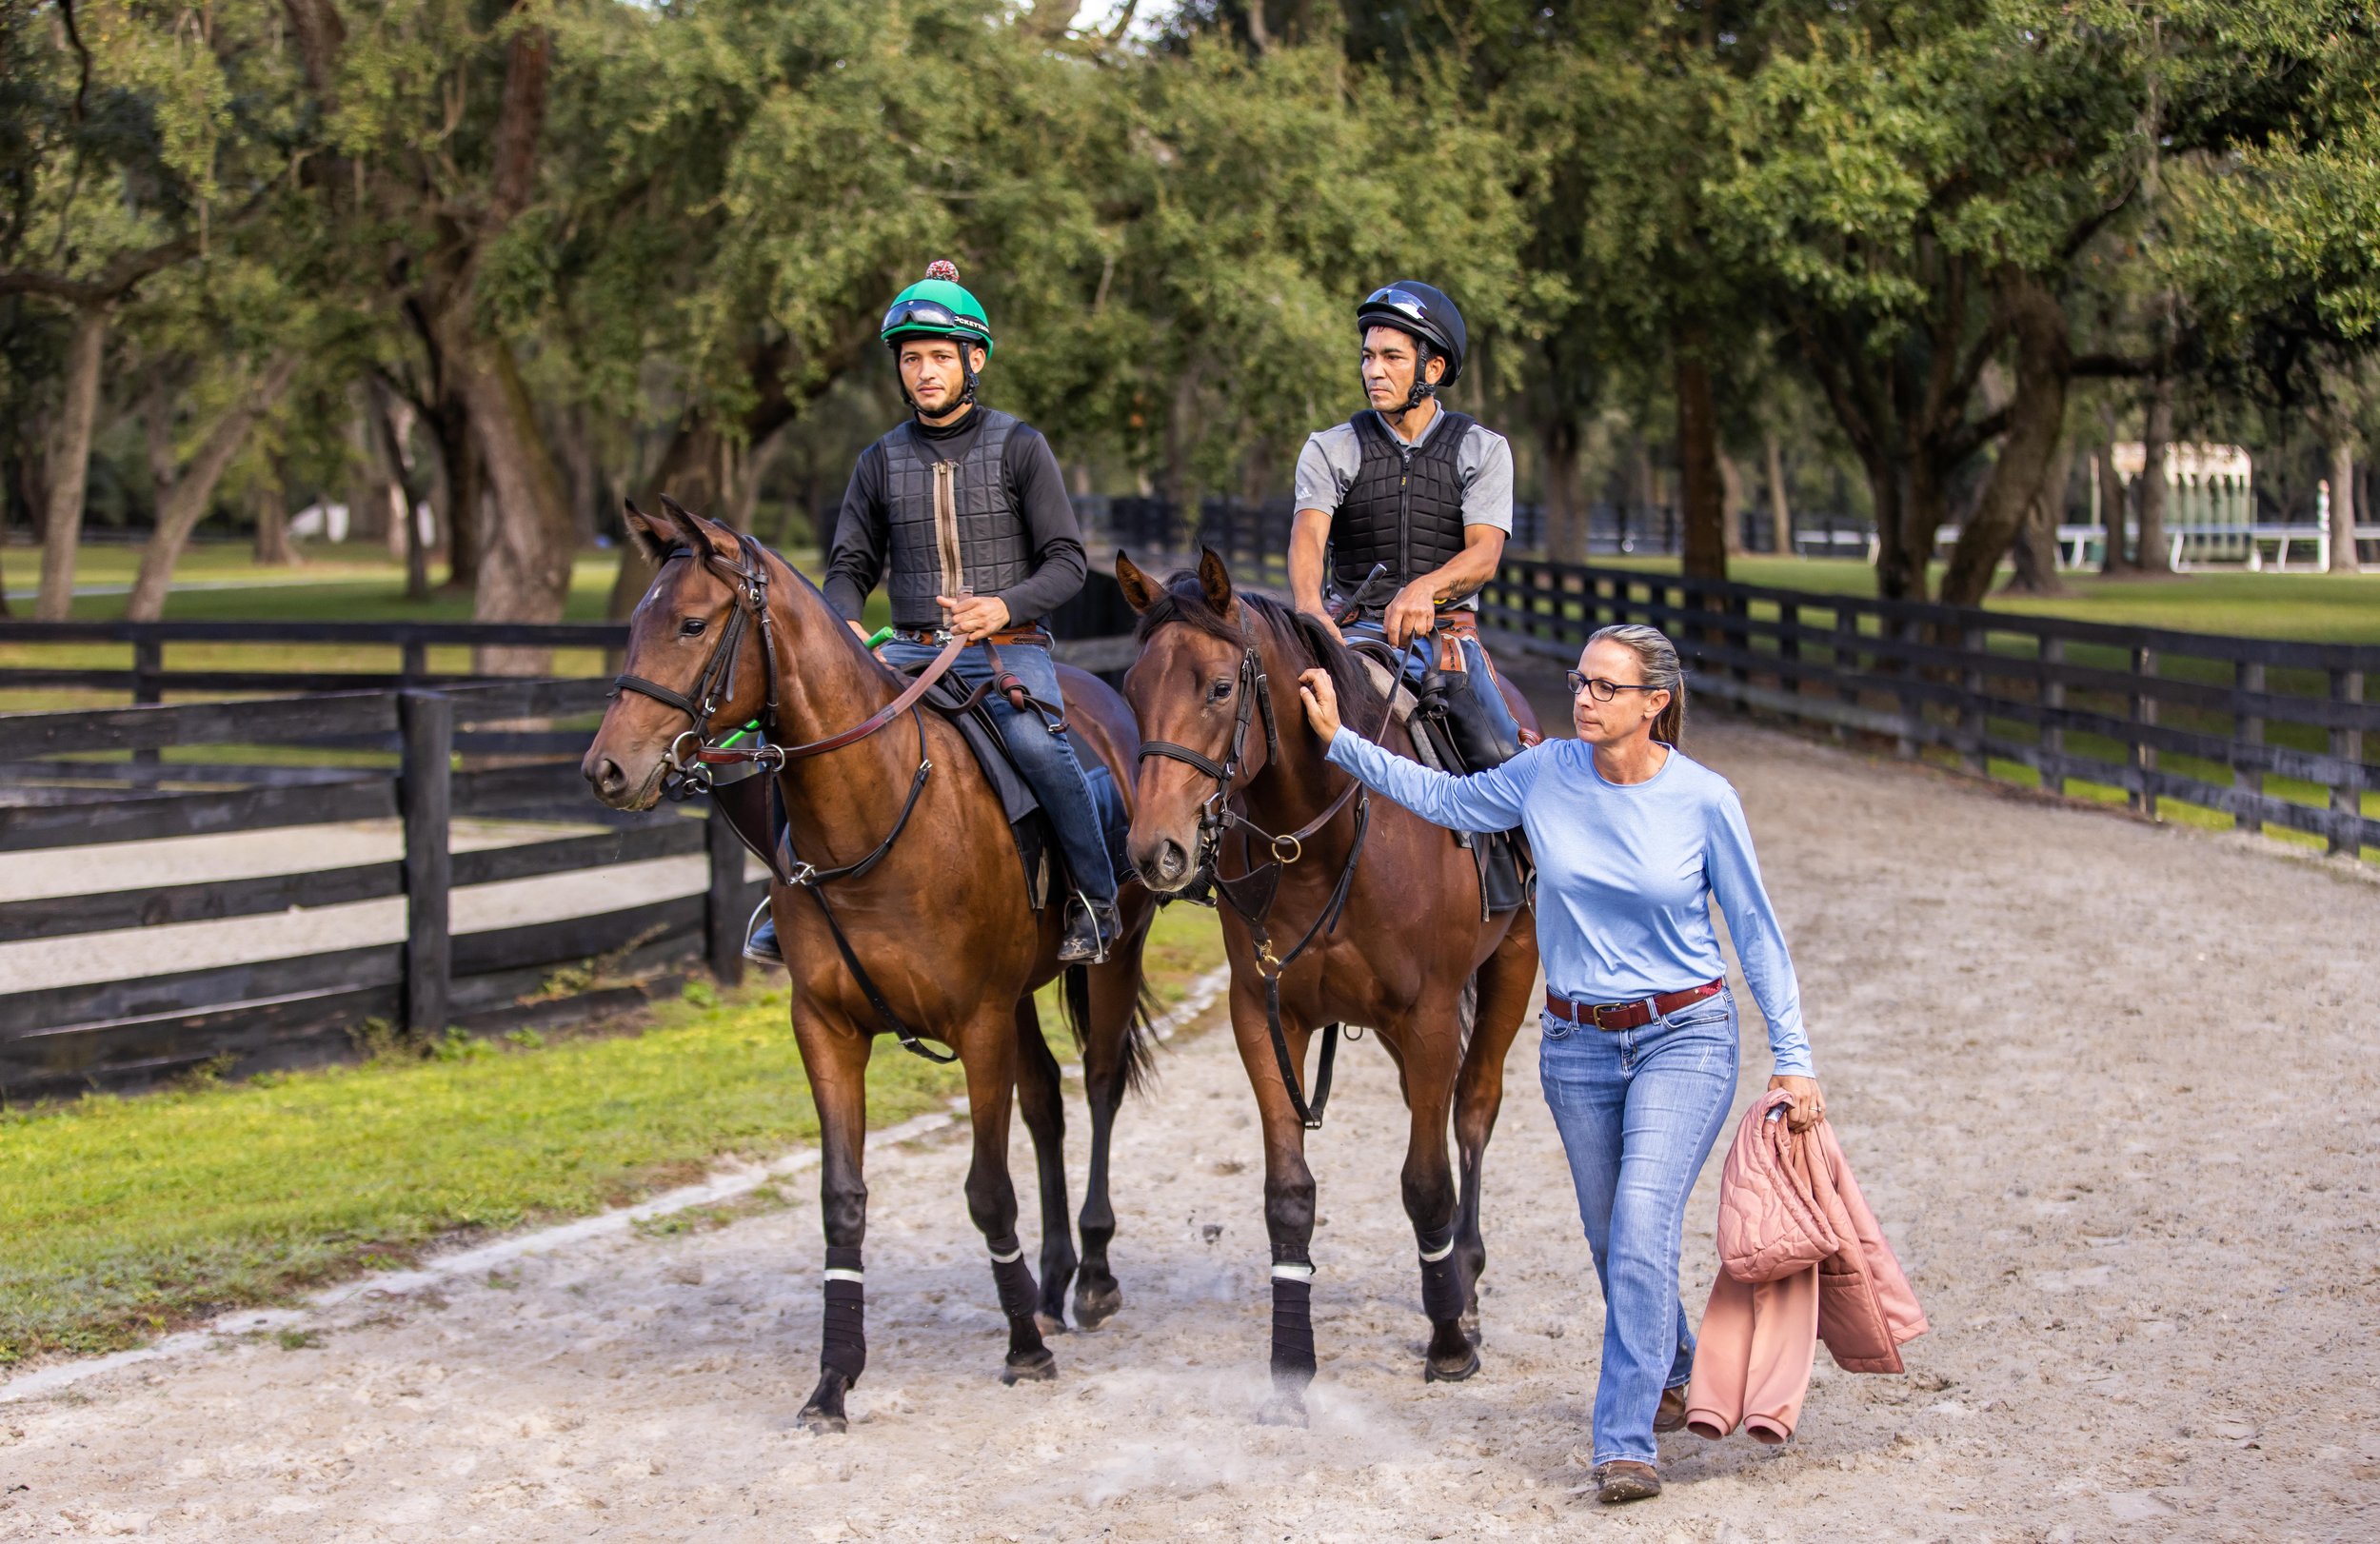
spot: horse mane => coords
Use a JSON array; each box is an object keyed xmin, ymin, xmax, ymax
[{"xmin": 1134, "ymin": 572, "xmax": 1388, "ymax": 730}]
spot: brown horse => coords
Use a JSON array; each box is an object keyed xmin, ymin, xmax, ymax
[
  {"xmin": 583, "ymin": 498, "xmax": 1159, "ymax": 1433},
  {"xmin": 1115, "ymin": 549, "xmax": 1544, "ymax": 1425}
]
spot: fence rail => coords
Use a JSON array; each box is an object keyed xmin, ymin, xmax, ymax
[{"xmin": 1123, "ymin": 503, "xmax": 2375, "ymax": 861}]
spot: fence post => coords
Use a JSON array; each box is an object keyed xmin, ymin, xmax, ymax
[
  {"xmin": 2330, "ymin": 667, "xmax": 2364, "ymax": 857},
  {"xmin": 2040, "ymin": 637, "xmax": 2066, "ymax": 797},
  {"xmin": 2235, "ymin": 661, "xmax": 2264, "ymax": 834},
  {"xmin": 1959, "ymin": 622, "xmax": 1987, "ymax": 775},
  {"xmin": 131, "ymin": 638, "xmax": 163, "ymax": 767},
  {"xmin": 705, "ymin": 798, "xmax": 748, "ymax": 987},
  {"xmin": 2132, "ymin": 646, "xmax": 2158, "ymax": 818},
  {"xmin": 402, "ymin": 641, "xmax": 428, "ymax": 683},
  {"xmin": 1833, "ymin": 604, "xmax": 1860, "ymax": 744},
  {"xmin": 399, "ymin": 689, "xmax": 454, "ymax": 1039}
]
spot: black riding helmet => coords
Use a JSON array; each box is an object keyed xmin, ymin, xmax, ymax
[{"xmin": 1357, "ymin": 281, "xmax": 1467, "ymax": 411}]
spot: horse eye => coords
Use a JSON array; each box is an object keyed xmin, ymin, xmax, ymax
[
  {"xmin": 680, "ymin": 617, "xmax": 707, "ymax": 638},
  {"xmin": 1208, "ymin": 678, "xmax": 1234, "ymax": 703}
]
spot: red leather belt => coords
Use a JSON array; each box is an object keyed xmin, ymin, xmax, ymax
[{"xmin": 1543, "ymin": 979, "xmax": 1725, "ymax": 1032}]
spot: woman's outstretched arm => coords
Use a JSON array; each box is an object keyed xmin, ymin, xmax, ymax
[{"xmin": 1300, "ymin": 668, "xmax": 1541, "ymax": 832}]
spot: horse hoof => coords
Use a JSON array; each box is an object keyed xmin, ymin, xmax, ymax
[
  {"xmin": 1072, "ymin": 1281, "xmax": 1123, "ymax": 1331},
  {"xmin": 1001, "ymin": 1350, "xmax": 1059, "ymax": 1385},
  {"xmin": 799, "ymin": 1407, "xmax": 848, "ymax": 1435},
  {"xmin": 1034, "ymin": 1311, "xmax": 1070, "ymax": 1336},
  {"xmin": 1425, "ymin": 1349, "xmax": 1482, "ymax": 1383},
  {"xmin": 1255, "ymin": 1393, "xmax": 1310, "ymax": 1428}
]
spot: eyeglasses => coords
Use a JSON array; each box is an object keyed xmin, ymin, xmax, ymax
[
  {"xmin": 1364, "ymin": 287, "xmax": 1432, "ymax": 322},
  {"xmin": 882, "ymin": 299, "xmax": 982, "ymax": 336},
  {"xmin": 1566, "ymin": 671, "xmax": 1661, "ymax": 702}
]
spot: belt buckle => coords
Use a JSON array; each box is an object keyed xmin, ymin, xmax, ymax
[{"xmin": 1588, "ymin": 1002, "xmax": 1615, "ymax": 1031}]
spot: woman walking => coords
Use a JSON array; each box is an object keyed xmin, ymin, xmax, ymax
[{"xmin": 1298, "ymin": 624, "xmax": 1821, "ymax": 1505}]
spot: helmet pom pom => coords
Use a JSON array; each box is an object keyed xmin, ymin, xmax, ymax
[{"xmin": 924, "ymin": 259, "xmax": 962, "ymax": 284}]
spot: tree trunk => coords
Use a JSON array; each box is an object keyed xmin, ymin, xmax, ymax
[
  {"xmin": 2005, "ymin": 433, "xmax": 2073, "ymax": 596},
  {"xmin": 1719, "ymin": 451, "xmax": 1747, "ymax": 557},
  {"xmin": 1764, "ymin": 430, "xmax": 1792, "ymax": 555},
  {"xmin": 457, "ymin": 335, "xmax": 578, "ymax": 669},
  {"xmin": 1939, "ymin": 270, "xmax": 2072, "ymax": 607},
  {"xmin": 1869, "ymin": 448, "xmax": 1944, "ymax": 603},
  {"xmin": 606, "ymin": 412, "xmax": 725, "ymax": 619},
  {"xmin": 346, "ymin": 398, "xmax": 391, "ymax": 549},
  {"xmin": 1674, "ymin": 331, "xmax": 1728, "ymax": 582},
  {"xmin": 2330, "ymin": 441, "xmax": 2362, "ymax": 574},
  {"xmin": 363, "ymin": 378, "xmax": 430, "ymax": 599},
  {"xmin": 1539, "ymin": 414, "xmax": 1585, "ymax": 563},
  {"xmin": 2093, "ymin": 411, "xmax": 2132, "ymax": 572},
  {"xmin": 128, "ymin": 356, "xmax": 300, "ymax": 621},
  {"xmin": 426, "ymin": 391, "xmax": 481, "ymax": 588},
  {"xmin": 252, "ymin": 473, "xmax": 296, "ymax": 565},
  {"xmin": 35, "ymin": 306, "xmax": 109, "ymax": 622},
  {"xmin": 2135, "ymin": 379, "xmax": 2173, "ymax": 573},
  {"xmin": 724, "ymin": 419, "xmax": 791, "ymax": 536}
]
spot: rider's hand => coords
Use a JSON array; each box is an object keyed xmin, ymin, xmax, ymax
[
  {"xmin": 1297, "ymin": 668, "xmax": 1342, "ymax": 745},
  {"xmin": 1768, "ymin": 1074, "xmax": 1826, "ymax": 1133},
  {"xmin": 1381, "ymin": 579, "xmax": 1438, "ymax": 648},
  {"xmin": 845, "ymin": 618, "xmax": 883, "ymax": 656},
  {"xmin": 937, "ymin": 593, "xmax": 1010, "ymax": 642},
  {"xmin": 1296, "ymin": 604, "xmax": 1346, "ymax": 645}
]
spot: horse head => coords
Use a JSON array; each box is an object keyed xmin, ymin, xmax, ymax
[{"xmin": 583, "ymin": 497, "xmax": 780, "ymax": 811}]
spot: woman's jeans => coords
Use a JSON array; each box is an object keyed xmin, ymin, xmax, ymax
[{"xmin": 1538, "ymin": 988, "xmax": 1740, "ymax": 1466}]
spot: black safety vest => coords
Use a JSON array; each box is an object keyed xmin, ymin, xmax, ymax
[
  {"xmin": 878, "ymin": 409, "xmax": 1037, "ymax": 629},
  {"xmin": 1329, "ymin": 408, "xmax": 1477, "ymax": 599}
]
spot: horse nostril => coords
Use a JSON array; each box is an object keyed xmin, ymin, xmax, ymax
[
  {"xmin": 1157, "ymin": 841, "xmax": 1187, "ymax": 881},
  {"xmin": 593, "ymin": 757, "xmax": 625, "ymax": 796}
]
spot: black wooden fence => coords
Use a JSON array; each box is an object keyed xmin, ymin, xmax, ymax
[
  {"xmin": 0, "ymin": 599, "xmax": 1139, "ymax": 1100},
  {"xmin": 1128, "ymin": 505, "xmax": 2376, "ymax": 861}
]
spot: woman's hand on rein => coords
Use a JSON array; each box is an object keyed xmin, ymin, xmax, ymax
[
  {"xmin": 1768, "ymin": 1074, "xmax": 1825, "ymax": 1132},
  {"xmin": 1297, "ymin": 668, "xmax": 1341, "ymax": 745}
]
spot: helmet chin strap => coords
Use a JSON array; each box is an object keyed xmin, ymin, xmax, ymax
[
  {"xmin": 897, "ymin": 346, "xmax": 981, "ymax": 419},
  {"xmin": 1395, "ymin": 343, "xmax": 1439, "ymax": 416}
]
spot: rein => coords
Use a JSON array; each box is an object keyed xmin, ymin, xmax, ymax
[{"xmin": 1137, "ymin": 609, "xmax": 1396, "ymax": 1129}]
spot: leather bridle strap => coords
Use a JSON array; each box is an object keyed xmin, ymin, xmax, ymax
[{"xmin": 704, "ymin": 633, "xmax": 967, "ymax": 764}]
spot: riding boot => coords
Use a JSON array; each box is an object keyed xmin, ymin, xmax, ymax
[
  {"xmin": 1060, "ymin": 896, "xmax": 1121, "ymax": 964},
  {"xmin": 743, "ymin": 900, "xmax": 783, "ymax": 968}
]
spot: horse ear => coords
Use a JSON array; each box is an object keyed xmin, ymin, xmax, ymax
[
  {"xmin": 621, "ymin": 500, "xmax": 667, "ymax": 564},
  {"xmin": 658, "ymin": 493, "xmax": 740, "ymax": 560},
  {"xmin": 1197, "ymin": 545, "xmax": 1234, "ymax": 613},
  {"xmin": 1115, "ymin": 550, "xmax": 1160, "ymax": 613}
]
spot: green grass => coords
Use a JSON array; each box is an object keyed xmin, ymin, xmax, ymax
[
  {"xmin": 0, "ymin": 903, "xmax": 1223, "ymax": 1366},
  {"xmin": 1593, "ymin": 554, "xmax": 2380, "ymax": 645}
]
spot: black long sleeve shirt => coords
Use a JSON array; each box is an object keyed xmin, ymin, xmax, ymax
[{"xmin": 821, "ymin": 409, "xmax": 1087, "ymax": 626}]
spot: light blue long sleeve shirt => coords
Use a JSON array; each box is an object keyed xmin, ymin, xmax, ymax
[{"xmin": 1324, "ymin": 730, "xmax": 1814, "ymax": 1076}]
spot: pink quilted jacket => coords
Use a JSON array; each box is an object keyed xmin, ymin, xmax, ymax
[{"xmin": 1685, "ymin": 1092, "xmax": 1926, "ymax": 1443}]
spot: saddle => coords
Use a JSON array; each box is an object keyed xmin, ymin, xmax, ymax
[
  {"xmin": 1356, "ymin": 646, "xmax": 1535, "ymax": 920},
  {"xmin": 916, "ymin": 671, "xmax": 1128, "ymax": 911}
]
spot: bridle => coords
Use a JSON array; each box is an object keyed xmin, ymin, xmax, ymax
[
  {"xmin": 1135, "ymin": 604, "xmax": 1397, "ymax": 1128},
  {"xmin": 607, "ymin": 529, "xmax": 972, "ymax": 1066},
  {"xmin": 611, "ymin": 533, "xmax": 966, "ymax": 800}
]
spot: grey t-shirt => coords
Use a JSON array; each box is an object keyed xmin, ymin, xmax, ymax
[{"xmin": 1293, "ymin": 410, "xmax": 1515, "ymax": 610}]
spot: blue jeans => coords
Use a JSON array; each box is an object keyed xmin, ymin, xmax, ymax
[
  {"xmin": 881, "ymin": 639, "xmax": 1117, "ymax": 904},
  {"xmin": 1343, "ymin": 619, "xmax": 1522, "ymax": 759},
  {"xmin": 1537, "ymin": 987, "xmax": 1740, "ymax": 1466}
]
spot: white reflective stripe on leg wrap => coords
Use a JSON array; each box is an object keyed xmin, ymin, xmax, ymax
[
  {"xmin": 988, "ymin": 1245, "xmax": 1024, "ymax": 1264},
  {"xmin": 1270, "ymin": 1262, "xmax": 1317, "ymax": 1282},
  {"xmin": 823, "ymin": 1269, "xmax": 864, "ymax": 1284},
  {"xmin": 1418, "ymin": 1238, "xmax": 1456, "ymax": 1263}
]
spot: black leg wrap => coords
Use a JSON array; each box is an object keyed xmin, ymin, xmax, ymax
[
  {"xmin": 987, "ymin": 1235, "xmax": 1039, "ymax": 1321},
  {"xmin": 821, "ymin": 1246, "xmax": 866, "ymax": 1383},
  {"xmin": 1419, "ymin": 1250, "xmax": 1466, "ymax": 1322},
  {"xmin": 1270, "ymin": 1277, "xmax": 1318, "ymax": 1382}
]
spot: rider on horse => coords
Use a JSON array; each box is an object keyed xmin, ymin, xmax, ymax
[
  {"xmin": 1287, "ymin": 280, "xmax": 1524, "ymax": 771},
  {"xmin": 745, "ymin": 260, "xmax": 1122, "ymax": 965}
]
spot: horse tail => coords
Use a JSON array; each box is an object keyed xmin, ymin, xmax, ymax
[{"xmin": 1059, "ymin": 964, "xmax": 1162, "ymax": 1099}]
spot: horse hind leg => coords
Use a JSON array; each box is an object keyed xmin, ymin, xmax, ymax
[
  {"xmin": 1013, "ymin": 994, "xmax": 1079, "ymax": 1333},
  {"xmin": 1070, "ymin": 922, "xmax": 1157, "ymax": 1331},
  {"xmin": 1397, "ymin": 996, "xmax": 1478, "ymax": 1384},
  {"xmin": 960, "ymin": 1015, "xmax": 1058, "ymax": 1385},
  {"xmin": 1450, "ymin": 928, "xmax": 1540, "ymax": 1348}
]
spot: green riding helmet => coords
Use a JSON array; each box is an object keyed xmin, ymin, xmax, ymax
[{"xmin": 881, "ymin": 260, "xmax": 994, "ymax": 355}]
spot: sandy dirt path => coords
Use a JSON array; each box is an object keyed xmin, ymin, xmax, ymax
[{"xmin": 3, "ymin": 720, "xmax": 2375, "ymax": 1541}]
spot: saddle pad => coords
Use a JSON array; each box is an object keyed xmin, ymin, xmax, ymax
[{"xmin": 1356, "ymin": 654, "xmax": 1458, "ymax": 778}]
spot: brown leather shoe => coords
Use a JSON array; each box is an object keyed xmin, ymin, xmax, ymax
[
  {"xmin": 1655, "ymin": 1384, "xmax": 1690, "ymax": 1433},
  {"xmin": 1594, "ymin": 1460, "xmax": 1662, "ymax": 1503}
]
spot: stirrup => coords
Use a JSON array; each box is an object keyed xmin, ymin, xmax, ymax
[
  {"xmin": 741, "ymin": 898, "xmax": 783, "ymax": 967},
  {"xmin": 1057, "ymin": 889, "xmax": 1117, "ymax": 964}
]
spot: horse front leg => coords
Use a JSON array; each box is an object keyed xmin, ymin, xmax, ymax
[
  {"xmin": 1226, "ymin": 984, "xmax": 1322, "ymax": 1427},
  {"xmin": 1396, "ymin": 995, "xmax": 1478, "ymax": 1384},
  {"xmin": 1450, "ymin": 925, "xmax": 1538, "ymax": 1347},
  {"xmin": 1012, "ymin": 992, "xmax": 1079, "ymax": 1333},
  {"xmin": 795, "ymin": 1015, "xmax": 874, "ymax": 1435},
  {"xmin": 960, "ymin": 1013, "xmax": 1058, "ymax": 1385}
]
